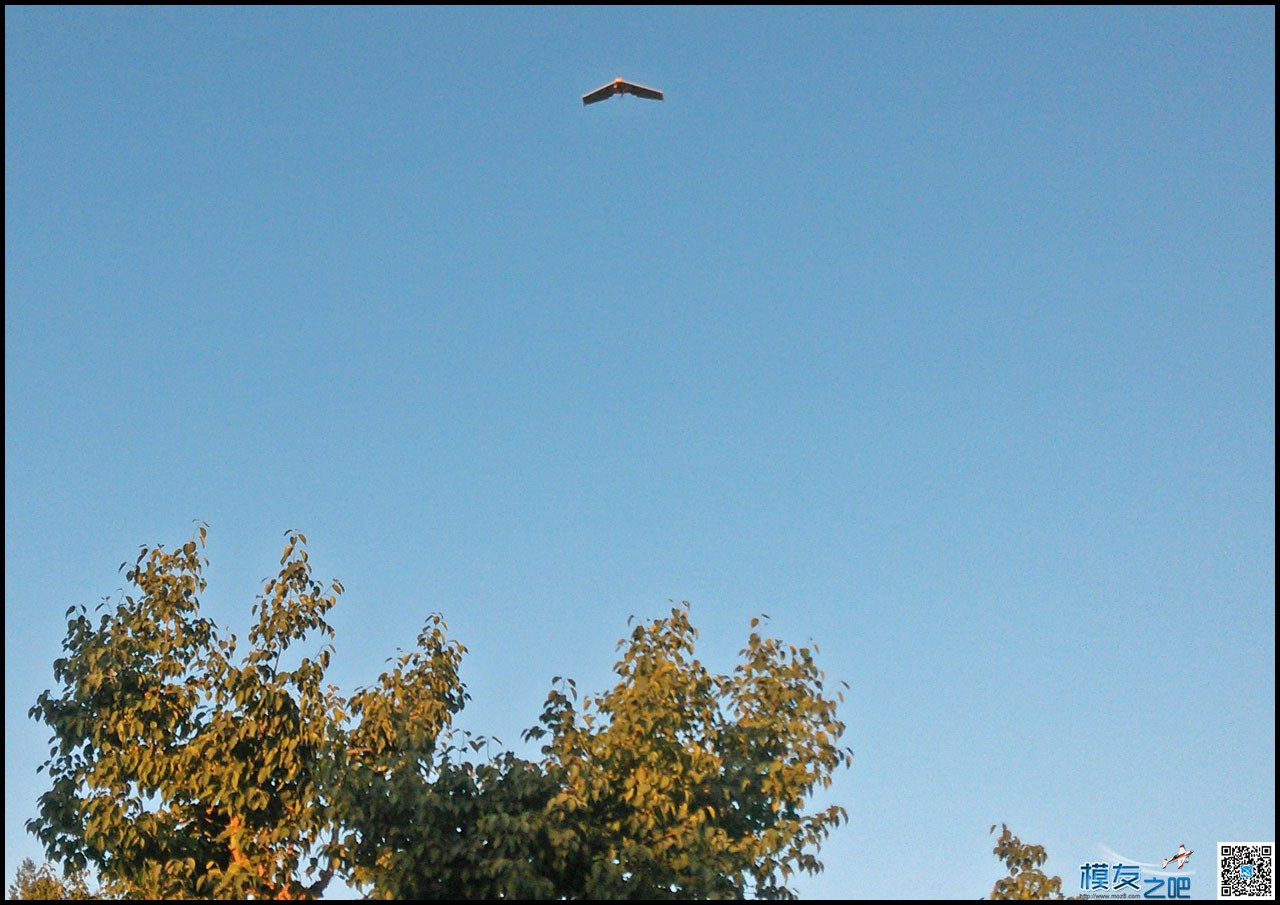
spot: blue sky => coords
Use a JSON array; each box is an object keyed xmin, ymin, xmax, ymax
[{"xmin": 5, "ymin": 7, "xmax": 1273, "ymax": 899}]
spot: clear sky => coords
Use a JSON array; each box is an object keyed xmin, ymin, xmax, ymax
[{"xmin": 5, "ymin": 7, "xmax": 1274, "ymax": 899}]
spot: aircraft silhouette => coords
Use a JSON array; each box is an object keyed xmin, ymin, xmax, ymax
[
  {"xmin": 1162, "ymin": 845, "xmax": 1194, "ymax": 870},
  {"xmin": 582, "ymin": 77, "xmax": 664, "ymax": 105}
]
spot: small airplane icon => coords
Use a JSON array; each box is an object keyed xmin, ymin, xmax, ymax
[
  {"xmin": 582, "ymin": 77, "xmax": 664, "ymax": 105},
  {"xmin": 1162, "ymin": 845, "xmax": 1194, "ymax": 870}
]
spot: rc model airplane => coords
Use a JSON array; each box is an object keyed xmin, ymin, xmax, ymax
[{"xmin": 582, "ymin": 77, "xmax": 664, "ymax": 105}]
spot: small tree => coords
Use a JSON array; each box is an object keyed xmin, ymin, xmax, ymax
[
  {"xmin": 989, "ymin": 823, "xmax": 1065, "ymax": 899},
  {"xmin": 6, "ymin": 858, "xmax": 95, "ymax": 900}
]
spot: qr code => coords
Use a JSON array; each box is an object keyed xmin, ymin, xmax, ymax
[{"xmin": 1218, "ymin": 842, "xmax": 1274, "ymax": 899}]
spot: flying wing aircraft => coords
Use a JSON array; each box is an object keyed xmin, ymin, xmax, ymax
[{"xmin": 582, "ymin": 77, "xmax": 664, "ymax": 105}]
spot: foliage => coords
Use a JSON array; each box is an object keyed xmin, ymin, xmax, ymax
[
  {"xmin": 524, "ymin": 606, "xmax": 853, "ymax": 899},
  {"xmin": 27, "ymin": 527, "xmax": 854, "ymax": 899},
  {"xmin": 7, "ymin": 858, "xmax": 96, "ymax": 900},
  {"xmin": 28, "ymin": 525, "xmax": 345, "ymax": 899},
  {"xmin": 989, "ymin": 823, "xmax": 1065, "ymax": 900},
  {"xmin": 350, "ymin": 604, "xmax": 855, "ymax": 900}
]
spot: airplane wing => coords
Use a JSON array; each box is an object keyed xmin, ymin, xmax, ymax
[
  {"xmin": 617, "ymin": 80, "xmax": 663, "ymax": 101},
  {"xmin": 581, "ymin": 81, "xmax": 620, "ymax": 105}
]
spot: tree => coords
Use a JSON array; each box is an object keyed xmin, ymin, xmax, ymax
[
  {"xmin": 349, "ymin": 605, "xmax": 855, "ymax": 899},
  {"xmin": 7, "ymin": 858, "xmax": 95, "ymax": 900},
  {"xmin": 526, "ymin": 606, "xmax": 853, "ymax": 899},
  {"xmin": 27, "ymin": 527, "xmax": 854, "ymax": 899},
  {"xmin": 989, "ymin": 823, "xmax": 1065, "ymax": 900},
  {"xmin": 29, "ymin": 526, "xmax": 349, "ymax": 898}
]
